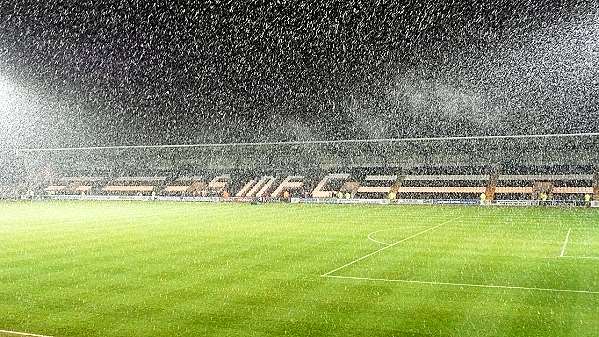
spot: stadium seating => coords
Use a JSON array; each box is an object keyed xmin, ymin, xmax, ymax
[
  {"xmin": 102, "ymin": 176, "xmax": 167, "ymax": 195},
  {"xmin": 495, "ymin": 175, "xmax": 535, "ymax": 199},
  {"xmin": 31, "ymin": 171, "xmax": 599, "ymax": 203},
  {"xmin": 271, "ymin": 176, "xmax": 304, "ymax": 198},
  {"xmin": 398, "ymin": 175, "xmax": 488, "ymax": 198},
  {"xmin": 241, "ymin": 176, "xmax": 276, "ymax": 197},
  {"xmin": 236, "ymin": 178, "xmax": 257, "ymax": 197},
  {"xmin": 103, "ymin": 185, "xmax": 154, "ymax": 192},
  {"xmin": 356, "ymin": 175, "xmax": 399, "ymax": 194},
  {"xmin": 493, "ymin": 186, "xmax": 534, "ymax": 194},
  {"xmin": 45, "ymin": 177, "xmax": 105, "ymax": 195},
  {"xmin": 45, "ymin": 185, "xmax": 67, "ymax": 193},
  {"xmin": 312, "ymin": 173, "xmax": 350, "ymax": 198},
  {"xmin": 164, "ymin": 176, "xmax": 205, "ymax": 195},
  {"xmin": 552, "ymin": 187, "xmax": 593, "ymax": 194},
  {"xmin": 256, "ymin": 177, "xmax": 277, "ymax": 197},
  {"xmin": 496, "ymin": 174, "xmax": 593, "ymax": 199},
  {"xmin": 549, "ymin": 175, "xmax": 593, "ymax": 195},
  {"xmin": 340, "ymin": 181, "xmax": 360, "ymax": 196},
  {"xmin": 205, "ymin": 175, "xmax": 230, "ymax": 196},
  {"xmin": 399, "ymin": 186, "xmax": 487, "ymax": 193}
]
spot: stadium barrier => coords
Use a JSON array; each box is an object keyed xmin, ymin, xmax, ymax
[
  {"xmin": 493, "ymin": 200, "xmax": 539, "ymax": 206},
  {"xmin": 291, "ymin": 197, "xmax": 390, "ymax": 205}
]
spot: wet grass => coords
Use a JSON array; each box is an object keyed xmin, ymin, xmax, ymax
[{"xmin": 1, "ymin": 201, "xmax": 598, "ymax": 337}]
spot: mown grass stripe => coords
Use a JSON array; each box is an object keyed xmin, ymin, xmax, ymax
[{"xmin": 323, "ymin": 275, "xmax": 599, "ymax": 295}]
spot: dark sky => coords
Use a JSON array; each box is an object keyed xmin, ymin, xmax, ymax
[{"xmin": 0, "ymin": 0, "xmax": 597, "ymax": 148}]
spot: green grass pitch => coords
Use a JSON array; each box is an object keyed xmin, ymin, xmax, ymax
[{"xmin": 1, "ymin": 201, "xmax": 598, "ymax": 337}]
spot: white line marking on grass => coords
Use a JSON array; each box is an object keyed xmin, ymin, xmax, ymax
[
  {"xmin": 559, "ymin": 256, "xmax": 599, "ymax": 260},
  {"xmin": 367, "ymin": 229, "xmax": 392, "ymax": 246},
  {"xmin": 322, "ymin": 275, "xmax": 599, "ymax": 295},
  {"xmin": 559, "ymin": 228, "xmax": 572, "ymax": 257},
  {"xmin": 0, "ymin": 329, "xmax": 53, "ymax": 337},
  {"xmin": 367, "ymin": 225, "xmax": 440, "ymax": 246},
  {"xmin": 322, "ymin": 216, "xmax": 462, "ymax": 277}
]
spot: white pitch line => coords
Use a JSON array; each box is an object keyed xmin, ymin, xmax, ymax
[
  {"xmin": 0, "ymin": 330, "xmax": 53, "ymax": 337},
  {"xmin": 367, "ymin": 225, "xmax": 438, "ymax": 246},
  {"xmin": 367, "ymin": 229, "xmax": 392, "ymax": 246},
  {"xmin": 322, "ymin": 216, "xmax": 462, "ymax": 276},
  {"xmin": 322, "ymin": 275, "xmax": 599, "ymax": 295},
  {"xmin": 559, "ymin": 228, "xmax": 572, "ymax": 257},
  {"xmin": 559, "ymin": 256, "xmax": 599, "ymax": 260}
]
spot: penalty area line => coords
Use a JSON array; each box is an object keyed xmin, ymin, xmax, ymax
[
  {"xmin": 559, "ymin": 228, "xmax": 572, "ymax": 257},
  {"xmin": 321, "ymin": 216, "xmax": 463, "ymax": 277},
  {"xmin": 0, "ymin": 330, "xmax": 53, "ymax": 337},
  {"xmin": 367, "ymin": 229, "xmax": 393, "ymax": 246},
  {"xmin": 322, "ymin": 275, "xmax": 599, "ymax": 295}
]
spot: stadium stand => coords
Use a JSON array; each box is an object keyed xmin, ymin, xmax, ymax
[
  {"xmin": 45, "ymin": 185, "xmax": 67, "ymax": 193},
  {"xmin": 241, "ymin": 176, "xmax": 276, "ymax": 197},
  {"xmin": 340, "ymin": 180, "xmax": 360, "ymax": 197},
  {"xmin": 495, "ymin": 175, "xmax": 594, "ymax": 200},
  {"xmin": 549, "ymin": 174, "xmax": 594, "ymax": 196},
  {"xmin": 65, "ymin": 177, "xmax": 104, "ymax": 194},
  {"xmin": 207, "ymin": 175, "xmax": 230, "ymax": 196},
  {"xmin": 495, "ymin": 175, "xmax": 535, "ymax": 199},
  {"xmin": 398, "ymin": 175, "xmax": 488, "ymax": 199},
  {"xmin": 10, "ymin": 134, "xmax": 599, "ymax": 206},
  {"xmin": 44, "ymin": 177, "xmax": 106, "ymax": 195},
  {"xmin": 256, "ymin": 177, "xmax": 277, "ymax": 197},
  {"xmin": 312, "ymin": 173, "xmax": 350, "ymax": 198},
  {"xmin": 236, "ymin": 178, "xmax": 257, "ymax": 197},
  {"xmin": 102, "ymin": 176, "xmax": 167, "ymax": 195},
  {"xmin": 270, "ymin": 176, "xmax": 304, "ymax": 198},
  {"xmin": 24, "ymin": 169, "xmax": 599, "ymax": 206},
  {"xmin": 164, "ymin": 176, "xmax": 206, "ymax": 196},
  {"xmin": 356, "ymin": 175, "xmax": 400, "ymax": 198}
]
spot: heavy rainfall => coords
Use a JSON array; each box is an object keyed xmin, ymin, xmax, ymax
[
  {"xmin": 0, "ymin": 1, "xmax": 597, "ymax": 185},
  {"xmin": 0, "ymin": 2, "xmax": 599, "ymax": 337}
]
